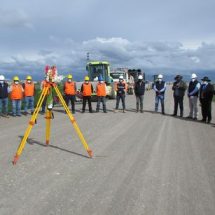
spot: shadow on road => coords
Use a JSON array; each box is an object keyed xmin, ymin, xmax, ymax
[{"xmin": 18, "ymin": 136, "xmax": 90, "ymax": 159}]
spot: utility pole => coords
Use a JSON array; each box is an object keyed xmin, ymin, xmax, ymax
[{"xmin": 86, "ymin": 52, "xmax": 90, "ymax": 62}]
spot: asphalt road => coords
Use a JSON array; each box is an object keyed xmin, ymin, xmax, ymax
[{"xmin": 0, "ymin": 86, "xmax": 215, "ymax": 215}]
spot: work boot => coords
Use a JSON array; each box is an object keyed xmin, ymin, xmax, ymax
[
  {"xmin": 3, "ymin": 113, "xmax": 9, "ymax": 118},
  {"xmin": 114, "ymin": 109, "xmax": 118, "ymax": 113},
  {"xmin": 140, "ymin": 110, "xmax": 144, "ymax": 113}
]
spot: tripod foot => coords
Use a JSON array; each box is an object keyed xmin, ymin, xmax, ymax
[
  {"xmin": 12, "ymin": 154, "xmax": 19, "ymax": 165},
  {"xmin": 87, "ymin": 149, "xmax": 93, "ymax": 158}
]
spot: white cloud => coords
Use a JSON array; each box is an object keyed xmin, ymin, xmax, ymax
[
  {"xmin": 0, "ymin": 9, "xmax": 33, "ymax": 29},
  {"xmin": 1, "ymin": 37, "xmax": 215, "ymax": 79}
]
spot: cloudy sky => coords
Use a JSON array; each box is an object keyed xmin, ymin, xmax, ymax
[{"xmin": 0, "ymin": 0, "xmax": 215, "ymax": 80}]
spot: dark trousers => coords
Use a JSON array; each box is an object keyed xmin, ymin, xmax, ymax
[
  {"xmin": 136, "ymin": 95, "xmax": 144, "ymax": 111},
  {"xmin": 65, "ymin": 94, "xmax": 76, "ymax": 112},
  {"xmin": 201, "ymin": 100, "xmax": 212, "ymax": 122},
  {"xmin": 96, "ymin": 96, "xmax": 106, "ymax": 112},
  {"xmin": 116, "ymin": 94, "xmax": 125, "ymax": 110},
  {"xmin": 173, "ymin": 96, "xmax": 184, "ymax": 116},
  {"xmin": 82, "ymin": 96, "xmax": 92, "ymax": 112},
  {"xmin": 42, "ymin": 96, "xmax": 47, "ymax": 112}
]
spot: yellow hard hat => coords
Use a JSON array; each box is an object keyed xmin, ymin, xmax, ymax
[
  {"xmin": 67, "ymin": 74, "xmax": 72, "ymax": 79},
  {"xmin": 13, "ymin": 76, "xmax": 20, "ymax": 81},
  {"xmin": 26, "ymin": 75, "xmax": 32, "ymax": 80},
  {"xmin": 85, "ymin": 76, "xmax": 90, "ymax": 81}
]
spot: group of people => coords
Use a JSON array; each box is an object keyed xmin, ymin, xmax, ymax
[
  {"xmin": 0, "ymin": 73, "xmax": 214, "ymax": 123},
  {"xmin": 153, "ymin": 73, "xmax": 214, "ymax": 123},
  {"xmin": 0, "ymin": 75, "xmax": 35, "ymax": 117}
]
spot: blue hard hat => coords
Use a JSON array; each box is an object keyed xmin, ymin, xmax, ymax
[{"xmin": 98, "ymin": 75, "xmax": 103, "ymax": 81}]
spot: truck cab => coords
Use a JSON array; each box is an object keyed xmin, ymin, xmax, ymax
[
  {"xmin": 86, "ymin": 61, "xmax": 112, "ymax": 84},
  {"xmin": 86, "ymin": 61, "xmax": 116, "ymax": 99}
]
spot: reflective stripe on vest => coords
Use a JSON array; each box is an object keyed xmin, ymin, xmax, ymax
[
  {"xmin": 64, "ymin": 82, "xmax": 76, "ymax": 95},
  {"xmin": 83, "ymin": 83, "xmax": 92, "ymax": 96},
  {"xmin": 10, "ymin": 84, "xmax": 23, "ymax": 100},
  {"xmin": 24, "ymin": 82, "xmax": 35, "ymax": 97},
  {"xmin": 97, "ymin": 83, "xmax": 106, "ymax": 96}
]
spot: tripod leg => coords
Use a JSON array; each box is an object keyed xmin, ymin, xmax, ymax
[
  {"xmin": 45, "ymin": 110, "xmax": 52, "ymax": 145},
  {"xmin": 54, "ymin": 86, "xmax": 93, "ymax": 158},
  {"xmin": 13, "ymin": 86, "xmax": 49, "ymax": 165}
]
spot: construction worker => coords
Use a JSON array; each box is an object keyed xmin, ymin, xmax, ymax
[
  {"xmin": 81, "ymin": 76, "xmax": 93, "ymax": 113},
  {"xmin": 187, "ymin": 73, "xmax": 200, "ymax": 120},
  {"xmin": 172, "ymin": 75, "xmax": 187, "ymax": 117},
  {"xmin": 64, "ymin": 74, "xmax": 76, "ymax": 114},
  {"xmin": 23, "ymin": 75, "xmax": 35, "ymax": 115},
  {"xmin": 114, "ymin": 75, "xmax": 127, "ymax": 113},
  {"xmin": 0, "ymin": 75, "xmax": 9, "ymax": 117},
  {"xmin": 96, "ymin": 75, "xmax": 107, "ymax": 113},
  {"xmin": 134, "ymin": 74, "xmax": 145, "ymax": 113},
  {"xmin": 153, "ymin": 74, "xmax": 166, "ymax": 115},
  {"xmin": 10, "ymin": 76, "xmax": 24, "ymax": 117},
  {"xmin": 199, "ymin": 76, "xmax": 214, "ymax": 123}
]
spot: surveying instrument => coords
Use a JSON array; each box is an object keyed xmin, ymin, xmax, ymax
[{"xmin": 12, "ymin": 66, "xmax": 93, "ymax": 165}]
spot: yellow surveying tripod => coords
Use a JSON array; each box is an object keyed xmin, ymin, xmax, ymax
[{"xmin": 12, "ymin": 81, "xmax": 93, "ymax": 165}]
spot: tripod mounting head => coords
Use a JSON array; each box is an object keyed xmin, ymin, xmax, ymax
[{"xmin": 44, "ymin": 65, "xmax": 58, "ymax": 83}]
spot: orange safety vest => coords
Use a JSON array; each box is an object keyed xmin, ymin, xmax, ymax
[
  {"xmin": 24, "ymin": 82, "xmax": 35, "ymax": 97},
  {"xmin": 82, "ymin": 83, "xmax": 92, "ymax": 96},
  {"xmin": 64, "ymin": 81, "xmax": 76, "ymax": 95},
  {"xmin": 96, "ymin": 82, "xmax": 106, "ymax": 97},
  {"xmin": 10, "ymin": 84, "xmax": 23, "ymax": 100}
]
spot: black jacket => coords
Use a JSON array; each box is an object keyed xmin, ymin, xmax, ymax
[
  {"xmin": 200, "ymin": 83, "xmax": 214, "ymax": 103},
  {"xmin": 172, "ymin": 80, "xmax": 187, "ymax": 97},
  {"xmin": 0, "ymin": 82, "xmax": 9, "ymax": 99},
  {"xmin": 134, "ymin": 80, "xmax": 145, "ymax": 96}
]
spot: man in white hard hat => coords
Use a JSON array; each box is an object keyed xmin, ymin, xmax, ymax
[
  {"xmin": 153, "ymin": 74, "xmax": 166, "ymax": 114},
  {"xmin": 187, "ymin": 73, "xmax": 200, "ymax": 120},
  {"xmin": 0, "ymin": 75, "xmax": 9, "ymax": 117},
  {"xmin": 134, "ymin": 74, "xmax": 145, "ymax": 113},
  {"xmin": 114, "ymin": 75, "xmax": 127, "ymax": 113}
]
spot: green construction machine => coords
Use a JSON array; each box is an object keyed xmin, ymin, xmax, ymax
[{"xmin": 86, "ymin": 61, "xmax": 116, "ymax": 99}]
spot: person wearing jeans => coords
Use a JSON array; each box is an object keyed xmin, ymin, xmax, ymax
[
  {"xmin": 10, "ymin": 76, "xmax": 24, "ymax": 116},
  {"xmin": 64, "ymin": 74, "xmax": 76, "ymax": 114},
  {"xmin": 0, "ymin": 75, "xmax": 9, "ymax": 117},
  {"xmin": 24, "ymin": 96, "xmax": 34, "ymax": 114},
  {"xmin": 187, "ymin": 73, "xmax": 200, "ymax": 120},
  {"xmin": 23, "ymin": 75, "xmax": 35, "ymax": 115},
  {"xmin": 134, "ymin": 74, "xmax": 145, "ymax": 113},
  {"xmin": 96, "ymin": 75, "xmax": 107, "ymax": 113},
  {"xmin": 153, "ymin": 74, "xmax": 166, "ymax": 115},
  {"xmin": 81, "ymin": 76, "xmax": 93, "ymax": 113}
]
